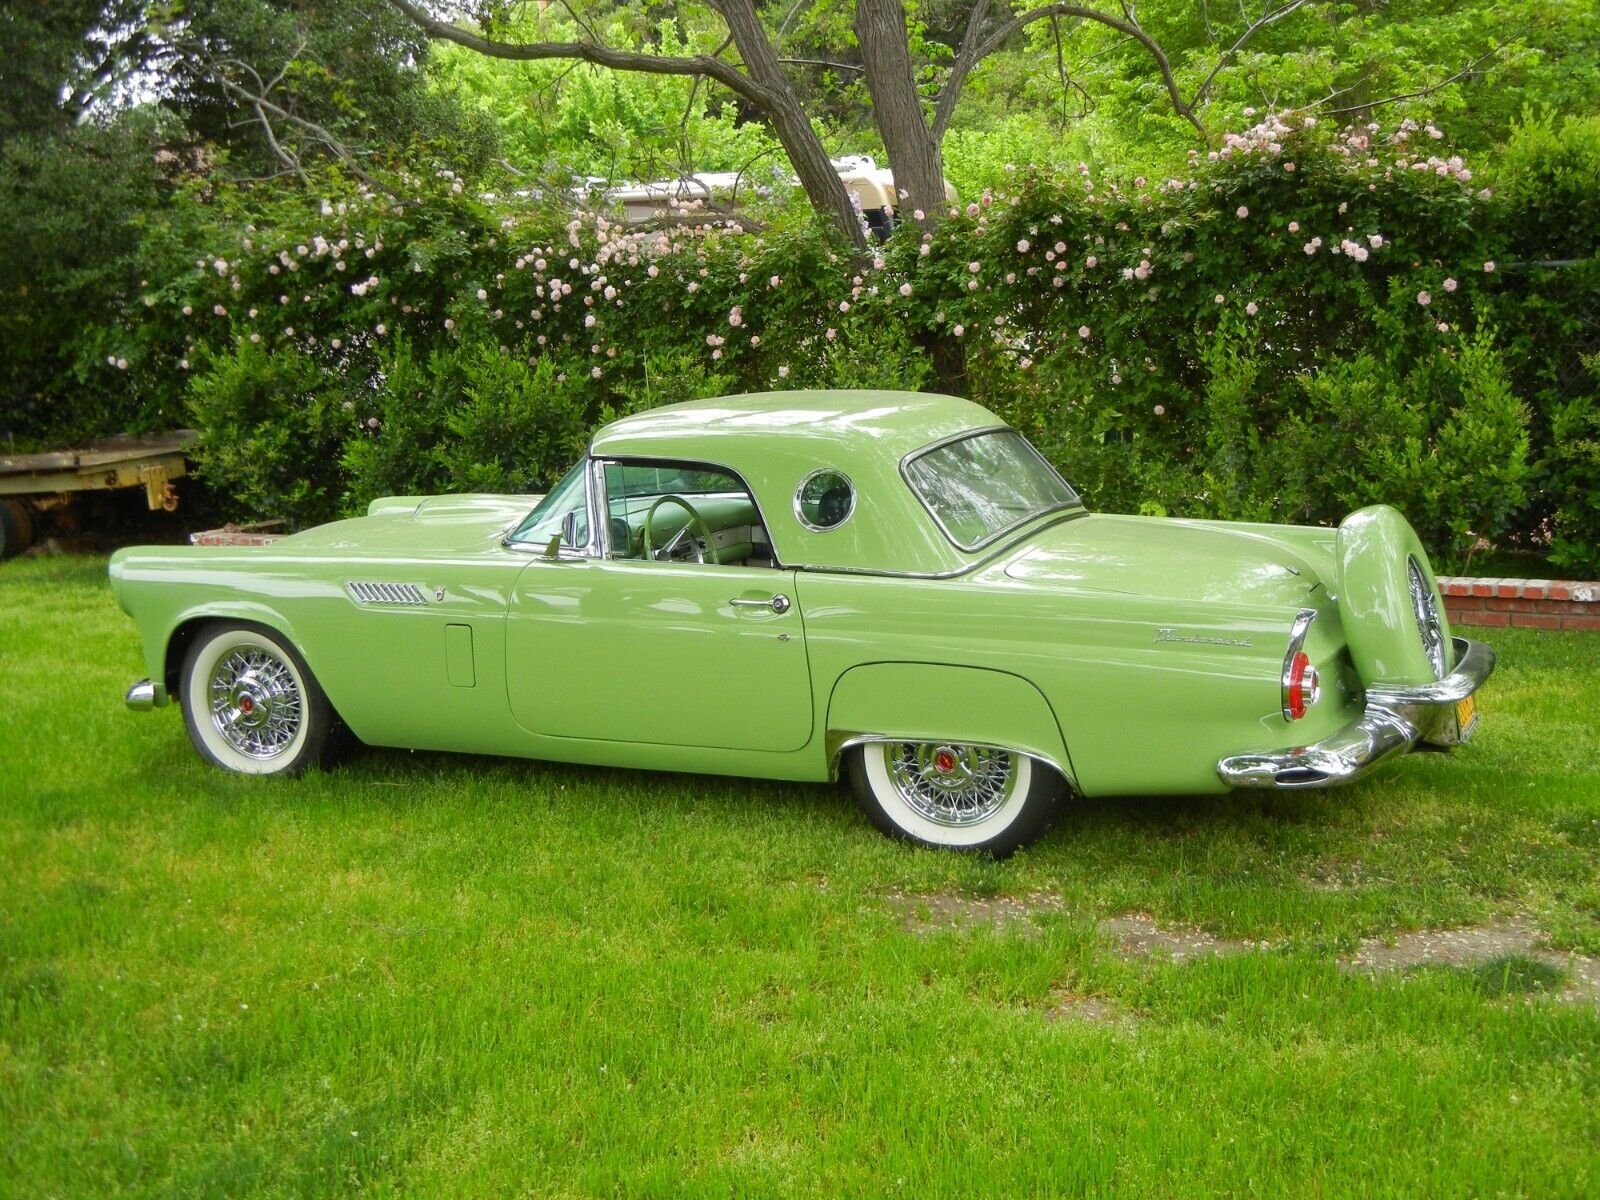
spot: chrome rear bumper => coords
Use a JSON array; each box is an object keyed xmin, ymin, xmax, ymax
[{"xmin": 1217, "ymin": 637, "xmax": 1495, "ymax": 789}]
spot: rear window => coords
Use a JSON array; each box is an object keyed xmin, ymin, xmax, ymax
[{"xmin": 903, "ymin": 430, "xmax": 1080, "ymax": 550}]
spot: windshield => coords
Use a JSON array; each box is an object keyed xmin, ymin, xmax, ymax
[
  {"xmin": 902, "ymin": 430, "xmax": 1080, "ymax": 550},
  {"xmin": 509, "ymin": 459, "xmax": 589, "ymax": 547}
]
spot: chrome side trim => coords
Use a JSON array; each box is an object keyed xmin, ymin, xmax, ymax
[
  {"xmin": 1219, "ymin": 637, "xmax": 1496, "ymax": 789},
  {"xmin": 827, "ymin": 731, "xmax": 1073, "ymax": 788},
  {"xmin": 125, "ymin": 678, "xmax": 159, "ymax": 711}
]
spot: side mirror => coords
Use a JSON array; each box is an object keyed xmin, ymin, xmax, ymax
[{"xmin": 543, "ymin": 510, "xmax": 583, "ymax": 559}]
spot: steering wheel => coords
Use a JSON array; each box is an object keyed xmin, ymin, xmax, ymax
[{"xmin": 640, "ymin": 494, "xmax": 720, "ymax": 565}]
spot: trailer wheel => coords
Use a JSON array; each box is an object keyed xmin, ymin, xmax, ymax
[{"xmin": 0, "ymin": 500, "xmax": 35, "ymax": 559}]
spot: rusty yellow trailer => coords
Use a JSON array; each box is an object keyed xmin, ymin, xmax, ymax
[{"xmin": 0, "ymin": 430, "xmax": 197, "ymax": 557}]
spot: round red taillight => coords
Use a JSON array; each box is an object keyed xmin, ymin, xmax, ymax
[{"xmin": 1285, "ymin": 651, "xmax": 1320, "ymax": 721}]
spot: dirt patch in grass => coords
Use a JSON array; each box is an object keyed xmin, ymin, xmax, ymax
[
  {"xmin": 1046, "ymin": 989, "xmax": 1142, "ymax": 1032},
  {"xmin": 1345, "ymin": 916, "xmax": 1600, "ymax": 1006},
  {"xmin": 886, "ymin": 889, "xmax": 1066, "ymax": 936},
  {"xmin": 888, "ymin": 893, "xmax": 1267, "ymax": 960},
  {"xmin": 886, "ymin": 891, "xmax": 1600, "ymax": 1007},
  {"xmin": 1301, "ymin": 859, "xmax": 1380, "ymax": 892},
  {"xmin": 1097, "ymin": 914, "xmax": 1262, "ymax": 963}
]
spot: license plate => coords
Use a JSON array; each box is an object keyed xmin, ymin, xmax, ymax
[{"xmin": 1455, "ymin": 693, "xmax": 1479, "ymax": 739}]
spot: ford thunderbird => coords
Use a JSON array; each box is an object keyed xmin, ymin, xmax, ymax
[{"xmin": 111, "ymin": 390, "xmax": 1494, "ymax": 856}]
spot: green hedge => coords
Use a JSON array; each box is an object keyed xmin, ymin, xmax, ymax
[{"xmin": 30, "ymin": 113, "xmax": 1600, "ymax": 573}]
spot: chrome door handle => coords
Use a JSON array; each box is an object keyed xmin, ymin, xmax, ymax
[{"xmin": 730, "ymin": 594, "xmax": 790, "ymax": 614}]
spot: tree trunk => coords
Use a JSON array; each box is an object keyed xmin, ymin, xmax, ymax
[
  {"xmin": 711, "ymin": 0, "xmax": 866, "ymax": 249},
  {"xmin": 853, "ymin": 0, "xmax": 948, "ymax": 226},
  {"xmin": 853, "ymin": 0, "xmax": 966, "ymax": 391}
]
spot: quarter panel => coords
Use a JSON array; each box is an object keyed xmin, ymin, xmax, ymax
[{"xmin": 796, "ymin": 570, "xmax": 1348, "ymax": 796}]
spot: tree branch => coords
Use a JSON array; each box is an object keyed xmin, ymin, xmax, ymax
[
  {"xmin": 934, "ymin": 0, "xmax": 1308, "ymax": 144},
  {"xmin": 930, "ymin": 0, "xmax": 991, "ymax": 142},
  {"xmin": 778, "ymin": 57, "xmax": 866, "ymax": 74},
  {"xmin": 384, "ymin": 0, "xmax": 776, "ymax": 108},
  {"xmin": 935, "ymin": 3, "xmax": 1200, "ymax": 141},
  {"xmin": 1312, "ymin": 46, "xmax": 1503, "ymax": 117},
  {"xmin": 206, "ymin": 69, "xmax": 390, "ymax": 194},
  {"xmin": 1186, "ymin": 1, "xmax": 1309, "ymax": 111}
]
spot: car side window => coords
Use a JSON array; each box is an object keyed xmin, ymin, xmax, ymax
[
  {"xmin": 602, "ymin": 459, "xmax": 777, "ymax": 567},
  {"xmin": 794, "ymin": 469, "xmax": 855, "ymax": 531}
]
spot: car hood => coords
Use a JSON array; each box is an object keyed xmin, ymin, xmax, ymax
[
  {"xmin": 1001, "ymin": 513, "xmax": 1338, "ymax": 609},
  {"xmin": 271, "ymin": 494, "xmax": 538, "ymax": 555}
]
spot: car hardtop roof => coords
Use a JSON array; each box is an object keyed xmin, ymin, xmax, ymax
[{"xmin": 590, "ymin": 389, "xmax": 1006, "ymax": 469}]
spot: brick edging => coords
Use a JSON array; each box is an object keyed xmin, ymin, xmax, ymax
[{"xmin": 1436, "ymin": 576, "xmax": 1600, "ymax": 632}]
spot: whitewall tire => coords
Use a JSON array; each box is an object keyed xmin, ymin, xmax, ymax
[
  {"xmin": 847, "ymin": 741, "xmax": 1062, "ymax": 857},
  {"xmin": 180, "ymin": 622, "xmax": 333, "ymax": 775}
]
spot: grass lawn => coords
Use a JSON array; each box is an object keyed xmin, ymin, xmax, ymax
[{"xmin": 3, "ymin": 555, "xmax": 1597, "ymax": 1198}]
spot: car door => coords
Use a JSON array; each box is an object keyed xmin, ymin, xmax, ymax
[
  {"xmin": 503, "ymin": 457, "xmax": 812, "ymax": 752},
  {"xmin": 505, "ymin": 557, "xmax": 811, "ymax": 751}
]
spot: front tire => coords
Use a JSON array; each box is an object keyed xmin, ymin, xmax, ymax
[
  {"xmin": 180, "ymin": 622, "xmax": 334, "ymax": 775},
  {"xmin": 846, "ymin": 741, "xmax": 1061, "ymax": 857}
]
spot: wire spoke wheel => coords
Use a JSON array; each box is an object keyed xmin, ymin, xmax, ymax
[
  {"xmin": 182, "ymin": 622, "xmax": 334, "ymax": 776},
  {"xmin": 850, "ymin": 737, "xmax": 1060, "ymax": 856},
  {"xmin": 208, "ymin": 647, "xmax": 304, "ymax": 760},
  {"xmin": 882, "ymin": 742, "xmax": 1017, "ymax": 828}
]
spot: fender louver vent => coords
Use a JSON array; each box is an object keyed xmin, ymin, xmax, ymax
[{"xmin": 346, "ymin": 581, "xmax": 428, "ymax": 606}]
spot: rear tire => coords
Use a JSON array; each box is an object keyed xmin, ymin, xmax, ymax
[
  {"xmin": 180, "ymin": 622, "xmax": 334, "ymax": 775},
  {"xmin": 846, "ymin": 741, "xmax": 1062, "ymax": 858}
]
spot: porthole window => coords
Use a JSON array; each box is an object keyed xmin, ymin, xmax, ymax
[{"xmin": 794, "ymin": 469, "xmax": 855, "ymax": 532}]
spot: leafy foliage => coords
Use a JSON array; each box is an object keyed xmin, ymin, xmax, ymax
[
  {"xmin": 39, "ymin": 109, "xmax": 1578, "ymax": 572},
  {"xmin": 6, "ymin": 4, "xmax": 1600, "ymax": 571}
]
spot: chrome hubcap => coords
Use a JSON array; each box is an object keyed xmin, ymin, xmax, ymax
[
  {"xmin": 209, "ymin": 648, "xmax": 302, "ymax": 759},
  {"xmin": 884, "ymin": 742, "xmax": 1016, "ymax": 827}
]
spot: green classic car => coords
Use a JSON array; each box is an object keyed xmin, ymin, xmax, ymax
[{"xmin": 112, "ymin": 390, "xmax": 1494, "ymax": 856}]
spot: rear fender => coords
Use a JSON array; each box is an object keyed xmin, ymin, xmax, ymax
[
  {"xmin": 825, "ymin": 662, "xmax": 1077, "ymax": 787},
  {"xmin": 1335, "ymin": 505, "xmax": 1453, "ymax": 687}
]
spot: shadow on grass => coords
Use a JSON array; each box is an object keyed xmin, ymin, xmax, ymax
[{"xmin": 1466, "ymin": 954, "xmax": 1569, "ymax": 998}]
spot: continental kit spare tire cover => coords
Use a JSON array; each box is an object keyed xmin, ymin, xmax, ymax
[{"xmin": 1334, "ymin": 504, "xmax": 1455, "ymax": 688}]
